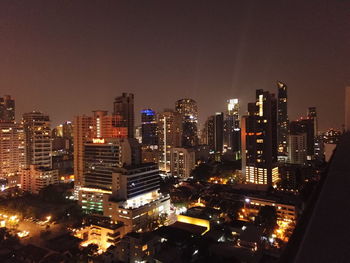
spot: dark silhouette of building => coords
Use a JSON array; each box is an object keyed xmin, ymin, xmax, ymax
[
  {"xmin": 241, "ymin": 89, "xmax": 278, "ymax": 186},
  {"xmin": 277, "ymin": 81, "xmax": 289, "ymax": 155},
  {"xmin": 175, "ymin": 98, "xmax": 198, "ymax": 147},
  {"xmin": 0, "ymin": 95, "xmax": 15, "ymax": 123},
  {"xmin": 113, "ymin": 93, "xmax": 134, "ymax": 138},
  {"xmin": 141, "ymin": 109, "xmax": 157, "ymax": 146},
  {"xmin": 206, "ymin": 113, "xmax": 224, "ymax": 154},
  {"xmin": 290, "ymin": 118, "xmax": 315, "ymax": 161}
]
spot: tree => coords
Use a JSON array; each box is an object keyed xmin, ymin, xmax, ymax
[
  {"xmin": 82, "ymin": 243, "xmax": 99, "ymax": 258},
  {"xmin": 255, "ymin": 206, "xmax": 277, "ymax": 235}
]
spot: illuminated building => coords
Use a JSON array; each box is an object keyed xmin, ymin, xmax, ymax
[
  {"xmin": 175, "ymin": 98, "xmax": 198, "ymax": 147},
  {"xmin": 205, "ymin": 113, "xmax": 224, "ymax": 154},
  {"xmin": 78, "ymin": 187, "xmax": 111, "ymax": 214},
  {"xmin": 73, "ymin": 115, "xmax": 93, "ymax": 185},
  {"xmin": 241, "ymin": 89, "xmax": 279, "ymax": 186},
  {"xmin": 74, "ymin": 220, "xmax": 127, "ymax": 251},
  {"xmin": 157, "ymin": 110, "xmax": 182, "ymax": 172},
  {"xmin": 0, "ymin": 95, "xmax": 15, "ymax": 123},
  {"xmin": 170, "ymin": 147, "xmax": 195, "ymax": 179},
  {"xmin": 83, "ymin": 138, "xmax": 132, "ymax": 190},
  {"xmin": 0, "ymin": 122, "xmax": 25, "ymax": 179},
  {"xmin": 288, "ymin": 134, "xmax": 307, "ymax": 165},
  {"xmin": 52, "ymin": 121, "xmax": 73, "ymax": 153},
  {"xmin": 20, "ymin": 165, "xmax": 59, "ymax": 194},
  {"xmin": 113, "ymin": 93, "xmax": 134, "ymax": 138},
  {"xmin": 141, "ymin": 109, "xmax": 158, "ymax": 146},
  {"xmin": 74, "ymin": 111, "xmax": 127, "ymax": 185},
  {"xmin": 290, "ymin": 118, "xmax": 315, "ymax": 161},
  {"xmin": 115, "ymin": 232, "xmax": 160, "ymax": 263},
  {"xmin": 23, "ymin": 111, "xmax": 52, "ymax": 169},
  {"xmin": 141, "ymin": 146, "xmax": 159, "ymax": 163},
  {"xmin": 277, "ymin": 82, "xmax": 289, "ymax": 155},
  {"xmin": 224, "ymin": 99, "xmax": 241, "ymax": 158},
  {"xmin": 103, "ymin": 163, "xmax": 170, "ymax": 232}
]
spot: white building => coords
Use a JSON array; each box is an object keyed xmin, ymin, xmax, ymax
[{"xmin": 170, "ymin": 147, "xmax": 195, "ymax": 179}]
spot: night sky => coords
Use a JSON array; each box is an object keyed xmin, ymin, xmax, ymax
[{"xmin": 0, "ymin": 1, "xmax": 349, "ymax": 130}]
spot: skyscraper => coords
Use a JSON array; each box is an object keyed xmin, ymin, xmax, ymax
[
  {"xmin": 224, "ymin": 99, "xmax": 241, "ymax": 157},
  {"xmin": 241, "ymin": 90, "xmax": 279, "ymax": 186},
  {"xmin": 23, "ymin": 111, "xmax": 52, "ymax": 169},
  {"xmin": 205, "ymin": 113, "xmax": 224, "ymax": 154},
  {"xmin": 175, "ymin": 98, "xmax": 198, "ymax": 147},
  {"xmin": 0, "ymin": 95, "xmax": 15, "ymax": 123},
  {"xmin": 157, "ymin": 110, "xmax": 182, "ymax": 172},
  {"xmin": 0, "ymin": 122, "xmax": 26, "ymax": 178},
  {"xmin": 141, "ymin": 109, "xmax": 157, "ymax": 146},
  {"xmin": 113, "ymin": 93, "xmax": 134, "ymax": 138},
  {"xmin": 288, "ymin": 134, "xmax": 307, "ymax": 165},
  {"xmin": 307, "ymin": 107, "xmax": 318, "ymax": 137},
  {"xmin": 277, "ymin": 82, "xmax": 289, "ymax": 155},
  {"xmin": 290, "ymin": 118, "xmax": 315, "ymax": 161}
]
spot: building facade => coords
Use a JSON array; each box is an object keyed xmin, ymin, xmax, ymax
[
  {"xmin": 175, "ymin": 98, "xmax": 198, "ymax": 147},
  {"xmin": 277, "ymin": 82, "xmax": 289, "ymax": 155},
  {"xmin": 0, "ymin": 95, "xmax": 15, "ymax": 123},
  {"xmin": 170, "ymin": 147, "xmax": 195, "ymax": 180},
  {"xmin": 113, "ymin": 93, "xmax": 134, "ymax": 138}
]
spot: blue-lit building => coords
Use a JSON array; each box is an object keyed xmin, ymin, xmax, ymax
[{"xmin": 141, "ymin": 109, "xmax": 158, "ymax": 146}]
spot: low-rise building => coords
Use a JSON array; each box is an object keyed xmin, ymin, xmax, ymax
[{"xmin": 20, "ymin": 165, "xmax": 58, "ymax": 194}]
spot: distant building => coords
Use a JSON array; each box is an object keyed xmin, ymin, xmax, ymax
[
  {"xmin": 241, "ymin": 90, "xmax": 279, "ymax": 186},
  {"xmin": 141, "ymin": 109, "xmax": 158, "ymax": 146},
  {"xmin": 290, "ymin": 118, "xmax": 315, "ymax": 161},
  {"xmin": 23, "ymin": 111, "xmax": 52, "ymax": 169},
  {"xmin": 20, "ymin": 165, "xmax": 59, "ymax": 194},
  {"xmin": 0, "ymin": 122, "xmax": 25, "ymax": 178},
  {"xmin": 224, "ymin": 99, "xmax": 240, "ymax": 154},
  {"xmin": 157, "ymin": 110, "xmax": 182, "ymax": 172},
  {"xmin": 288, "ymin": 134, "xmax": 307, "ymax": 165},
  {"xmin": 175, "ymin": 98, "xmax": 198, "ymax": 147},
  {"xmin": 113, "ymin": 93, "xmax": 134, "ymax": 138},
  {"xmin": 277, "ymin": 82, "xmax": 289, "ymax": 155},
  {"xmin": 170, "ymin": 147, "xmax": 195, "ymax": 179},
  {"xmin": 0, "ymin": 95, "xmax": 15, "ymax": 123},
  {"xmin": 205, "ymin": 113, "xmax": 224, "ymax": 154}
]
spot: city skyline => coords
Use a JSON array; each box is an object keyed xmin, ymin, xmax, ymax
[{"xmin": 0, "ymin": 1, "xmax": 348, "ymax": 130}]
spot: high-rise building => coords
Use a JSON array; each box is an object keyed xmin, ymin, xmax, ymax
[
  {"xmin": 290, "ymin": 118, "xmax": 315, "ymax": 161},
  {"xmin": 83, "ymin": 138, "xmax": 132, "ymax": 190},
  {"xmin": 170, "ymin": 147, "xmax": 195, "ymax": 179},
  {"xmin": 288, "ymin": 134, "xmax": 307, "ymax": 165},
  {"xmin": 141, "ymin": 109, "xmax": 157, "ymax": 146},
  {"xmin": 224, "ymin": 99, "xmax": 241, "ymax": 158},
  {"xmin": 103, "ymin": 163, "xmax": 171, "ymax": 232},
  {"xmin": 0, "ymin": 122, "xmax": 26, "ymax": 178},
  {"xmin": 23, "ymin": 111, "xmax": 52, "ymax": 169},
  {"xmin": 241, "ymin": 90, "xmax": 279, "ymax": 186},
  {"xmin": 277, "ymin": 82, "xmax": 289, "ymax": 155},
  {"xmin": 73, "ymin": 115, "xmax": 94, "ymax": 185},
  {"xmin": 157, "ymin": 110, "xmax": 182, "ymax": 172},
  {"xmin": 307, "ymin": 107, "xmax": 318, "ymax": 137},
  {"xmin": 175, "ymin": 99, "xmax": 198, "ymax": 147},
  {"xmin": 113, "ymin": 93, "xmax": 134, "ymax": 138},
  {"xmin": 0, "ymin": 95, "xmax": 15, "ymax": 123},
  {"xmin": 74, "ymin": 111, "xmax": 128, "ymax": 185}
]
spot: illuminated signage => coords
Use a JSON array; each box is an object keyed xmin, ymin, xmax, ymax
[{"xmin": 92, "ymin": 138, "xmax": 105, "ymax": 144}]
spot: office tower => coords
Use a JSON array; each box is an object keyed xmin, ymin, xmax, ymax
[
  {"xmin": 113, "ymin": 93, "xmax": 134, "ymax": 138},
  {"xmin": 224, "ymin": 99, "xmax": 241, "ymax": 158},
  {"xmin": 103, "ymin": 163, "xmax": 171, "ymax": 232},
  {"xmin": 0, "ymin": 122, "xmax": 26, "ymax": 178},
  {"xmin": 157, "ymin": 110, "xmax": 182, "ymax": 172},
  {"xmin": 74, "ymin": 115, "xmax": 93, "ymax": 185},
  {"xmin": 83, "ymin": 138, "xmax": 132, "ymax": 190},
  {"xmin": 175, "ymin": 98, "xmax": 198, "ymax": 147},
  {"xmin": 290, "ymin": 118, "xmax": 315, "ymax": 160},
  {"xmin": 74, "ymin": 111, "xmax": 128, "ymax": 185},
  {"xmin": 277, "ymin": 82, "xmax": 289, "ymax": 155},
  {"xmin": 141, "ymin": 109, "xmax": 158, "ymax": 146},
  {"xmin": 52, "ymin": 121, "xmax": 74, "ymax": 153},
  {"xmin": 205, "ymin": 113, "xmax": 224, "ymax": 154},
  {"xmin": 345, "ymin": 87, "xmax": 350, "ymax": 131},
  {"xmin": 23, "ymin": 111, "xmax": 52, "ymax": 169},
  {"xmin": 0, "ymin": 95, "xmax": 15, "ymax": 123},
  {"xmin": 288, "ymin": 134, "xmax": 307, "ymax": 164},
  {"xmin": 307, "ymin": 107, "xmax": 318, "ymax": 137},
  {"xmin": 170, "ymin": 147, "xmax": 195, "ymax": 179},
  {"xmin": 241, "ymin": 90, "xmax": 279, "ymax": 186}
]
